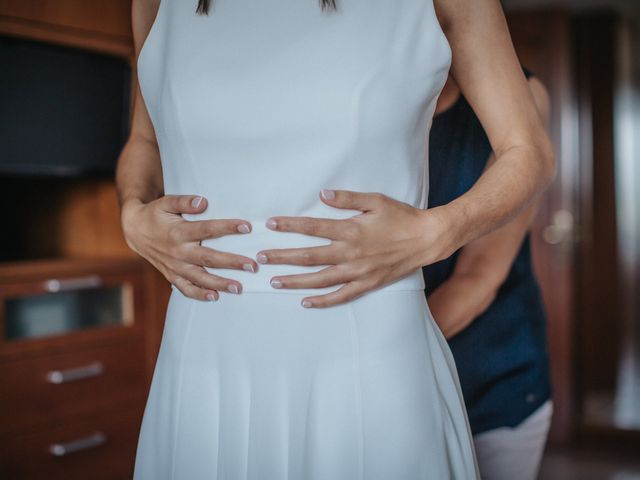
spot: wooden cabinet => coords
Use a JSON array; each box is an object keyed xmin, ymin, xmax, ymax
[
  {"xmin": 0, "ymin": 0, "xmax": 133, "ymax": 58},
  {"xmin": 0, "ymin": 341, "xmax": 147, "ymax": 433},
  {"xmin": 1, "ymin": 408, "xmax": 142, "ymax": 480},
  {"xmin": 0, "ymin": 2, "xmax": 173, "ymax": 477},
  {"xmin": 0, "ymin": 258, "xmax": 155, "ymax": 479}
]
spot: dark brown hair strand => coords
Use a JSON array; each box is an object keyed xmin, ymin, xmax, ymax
[{"xmin": 195, "ymin": 0, "xmax": 336, "ymax": 15}]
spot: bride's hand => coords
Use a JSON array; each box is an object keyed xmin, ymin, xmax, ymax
[
  {"xmin": 121, "ymin": 195, "xmax": 258, "ymax": 300},
  {"xmin": 256, "ymin": 189, "xmax": 459, "ymax": 308}
]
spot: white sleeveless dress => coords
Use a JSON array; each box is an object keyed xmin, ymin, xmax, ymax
[{"xmin": 134, "ymin": 0, "xmax": 479, "ymax": 478}]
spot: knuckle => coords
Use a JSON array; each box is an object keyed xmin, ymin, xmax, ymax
[
  {"xmin": 367, "ymin": 276, "xmax": 384, "ymax": 290},
  {"xmin": 341, "ymin": 242, "xmax": 361, "ymax": 261},
  {"xmin": 201, "ymin": 271, "xmax": 227, "ymax": 289},
  {"xmin": 167, "ymin": 245, "xmax": 182, "ymax": 259},
  {"xmin": 343, "ymin": 223, "xmax": 360, "ymax": 241},
  {"xmin": 196, "ymin": 250, "xmax": 210, "ymax": 266},
  {"xmin": 335, "ymin": 263, "xmax": 353, "ymax": 279},
  {"xmin": 324, "ymin": 294, "xmax": 341, "ymax": 307},
  {"xmin": 342, "ymin": 248, "xmax": 356, "ymax": 262},
  {"xmin": 217, "ymin": 220, "xmax": 236, "ymax": 236},
  {"xmin": 349, "ymin": 245, "xmax": 363, "ymax": 260},
  {"xmin": 203, "ymin": 254, "xmax": 219, "ymax": 268},
  {"xmin": 172, "ymin": 278, "xmax": 189, "ymax": 296},
  {"xmin": 199, "ymin": 249, "xmax": 218, "ymax": 267},
  {"xmin": 336, "ymin": 293, "xmax": 351, "ymax": 305},
  {"xmin": 186, "ymin": 288, "xmax": 201, "ymax": 300},
  {"xmin": 176, "ymin": 196, "xmax": 188, "ymax": 210},
  {"xmin": 167, "ymin": 225, "xmax": 182, "ymax": 243},
  {"xmin": 305, "ymin": 220, "xmax": 319, "ymax": 236},
  {"xmin": 175, "ymin": 198, "xmax": 187, "ymax": 212},
  {"xmin": 352, "ymin": 262, "xmax": 370, "ymax": 278},
  {"xmin": 199, "ymin": 221, "xmax": 216, "ymax": 238},
  {"xmin": 300, "ymin": 251, "xmax": 315, "ymax": 266},
  {"xmin": 195, "ymin": 273, "xmax": 218, "ymax": 290}
]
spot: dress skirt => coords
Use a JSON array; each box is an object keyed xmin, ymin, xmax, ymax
[{"xmin": 133, "ymin": 286, "xmax": 479, "ymax": 479}]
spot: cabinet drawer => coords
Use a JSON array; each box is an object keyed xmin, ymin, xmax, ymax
[
  {"xmin": 0, "ymin": 340, "xmax": 147, "ymax": 434},
  {"xmin": 0, "ymin": 407, "xmax": 143, "ymax": 480}
]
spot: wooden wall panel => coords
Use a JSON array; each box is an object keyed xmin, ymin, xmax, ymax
[
  {"xmin": 56, "ymin": 180, "xmax": 135, "ymax": 258},
  {"xmin": 507, "ymin": 11, "xmax": 581, "ymax": 443}
]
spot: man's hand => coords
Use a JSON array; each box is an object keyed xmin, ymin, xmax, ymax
[
  {"xmin": 121, "ymin": 195, "xmax": 259, "ymax": 300},
  {"xmin": 255, "ymin": 189, "xmax": 457, "ymax": 309}
]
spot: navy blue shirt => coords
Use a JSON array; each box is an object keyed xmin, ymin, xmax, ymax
[{"xmin": 423, "ymin": 72, "xmax": 552, "ymax": 435}]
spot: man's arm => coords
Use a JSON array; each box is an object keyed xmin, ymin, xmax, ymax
[
  {"xmin": 250, "ymin": 1, "xmax": 556, "ymax": 309},
  {"xmin": 419, "ymin": 0, "xmax": 556, "ymax": 268},
  {"xmin": 116, "ymin": 0, "xmax": 163, "ymax": 212},
  {"xmin": 428, "ymin": 76, "xmax": 551, "ymax": 338},
  {"xmin": 117, "ymin": 0, "xmax": 204, "ymax": 234},
  {"xmin": 115, "ymin": 0, "xmax": 258, "ymax": 301}
]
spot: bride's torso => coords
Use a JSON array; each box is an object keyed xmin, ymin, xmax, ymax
[{"xmin": 137, "ymin": 0, "xmax": 451, "ymax": 293}]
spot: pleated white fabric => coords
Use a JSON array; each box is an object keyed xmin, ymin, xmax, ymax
[
  {"xmin": 134, "ymin": 0, "xmax": 480, "ymax": 477},
  {"xmin": 134, "ymin": 288, "xmax": 478, "ymax": 479}
]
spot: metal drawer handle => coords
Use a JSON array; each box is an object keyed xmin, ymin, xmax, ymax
[
  {"xmin": 43, "ymin": 275, "xmax": 102, "ymax": 293},
  {"xmin": 49, "ymin": 431, "xmax": 107, "ymax": 457},
  {"xmin": 46, "ymin": 361, "xmax": 105, "ymax": 384}
]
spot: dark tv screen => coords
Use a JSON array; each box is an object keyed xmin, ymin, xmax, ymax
[{"xmin": 0, "ymin": 35, "xmax": 131, "ymax": 177}]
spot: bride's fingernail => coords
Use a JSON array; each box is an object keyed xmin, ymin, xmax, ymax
[
  {"xmin": 192, "ymin": 196, "xmax": 203, "ymax": 208},
  {"xmin": 256, "ymin": 253, "xmax": 268, "ymax": 264},
  {"xmin": 243, "ymin": 263, "xmax": 255, "ymax": 272},
  {"xmin": 266, "ymin": 218, "xmax": 278, "ymax": 229},
  {"xmin": 227, "ymin": 284, "xmax": 240, "ymax": 294},
  {"xmin": 301, "ymin": 299, "xmax": 313, "ymax": 308},
  {"xmin": 320, "ymin": 189, "xmax": 335, "ymax": 200},
  {"xmin": 206, "ymin": 292, "xmax": 217, "ymax": 301},
  {"xmin": 237, "ymin": 223, "xmax": 250, "ymax": 234},
  {"xmin": 270, "ymin": 278, "xmax": 282, "ymax": 288}
]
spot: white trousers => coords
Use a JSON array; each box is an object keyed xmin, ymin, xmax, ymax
[{"xmin": 473, "ymin": 400, "xmax": 553, "ymax": 480}]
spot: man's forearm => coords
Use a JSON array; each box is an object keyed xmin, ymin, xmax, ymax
[
  {"xmin": 428, "ymin": 271, "xmax": 498, "ymax": 338},
  {"xmin": 435, "ymin": 142, "xmax": 553, "ymax": 261}
]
